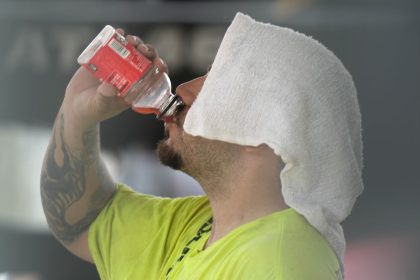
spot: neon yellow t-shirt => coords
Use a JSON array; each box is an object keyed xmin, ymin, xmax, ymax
[{"xmin": 89, "ymin": 184, "xmax": 341, "ymax": 279}]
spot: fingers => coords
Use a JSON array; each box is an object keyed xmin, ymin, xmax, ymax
[
  {"xmin": 126, "ymin": 34, "xmax": 152, "ymax": 59},
  {"xmin": 67, "ymin": 67, "xmax": 101, "ymax": 94},
  {"xmin": 97, "ymin": 82, "xmax": 132, "ymax": 108},
  {"xmin": 127, "ymin": 35, "xmax": 143, "ymax": 48},
  {"xmin": 140, "ymin": 44, "xmax": 157, "ymax": 59},
  {"xmin": 136, "ymin": 41, "xmax": 158, "ymax": 61},
  {"xmin": 154, "ymin": 57, "xmax": 169, "ymax": 74},
  {"xmin": 96, "ymin": 82, "xmax": 131, "ymax": 115},
  {"xmin": 138, "ymin": 44, "xmax": 168, "ymax": 73},
  {"xmin": 116, "ymin": 28, "xmax": 125, "ymax": 35},
  {"xmin": 122, "ymin": 31, "xmax": 169, "ymax": 74}
]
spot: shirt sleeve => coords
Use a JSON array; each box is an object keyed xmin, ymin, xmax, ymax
[{"xmin": 88, "ymin": 183, "xmax": 209, "ymax": 280}]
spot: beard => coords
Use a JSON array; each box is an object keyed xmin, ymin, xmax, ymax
[
  {"xmin": 156, "ymin": 127, "xmax": 241, "ymax": 199},
  {"xmin": 156, "ymin": 130, "xmax": 184, "ymax": 170},
  {"xmin": 156, "ymin": 126, "xmax": 239, "ymax": 178}
]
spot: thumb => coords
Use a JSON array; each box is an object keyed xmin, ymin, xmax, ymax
[
  {"xmin": 94, "ymin": 82, "xmax": 130, "ymax": 118},
  {"xmin": 98, "ymin": 82, "xmax": 118, "ymax": 97}
]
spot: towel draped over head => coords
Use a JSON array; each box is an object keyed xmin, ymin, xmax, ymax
[{"xmin": 183, "ymin": 12, "xmax": 364, "ymax": 276}]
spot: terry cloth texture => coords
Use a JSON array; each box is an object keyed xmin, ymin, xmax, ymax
[{"xmin": 183, "ymin": 12, "xmax": 364, "ymax": 276}]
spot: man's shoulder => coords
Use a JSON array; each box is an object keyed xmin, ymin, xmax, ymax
[
  {"xmin": 226, "ymin": 209, "xmax": 340, "ymax": 268},
  {"xmin": 222, "ymin": 218, "xmax": 340, "ymax": 279}
]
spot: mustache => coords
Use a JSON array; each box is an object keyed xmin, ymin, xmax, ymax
[
  {"xmin": 163, "ymin": 103, "xmax": 187, "ymax": 139},
  {"xmin": 173, "ymin": 104, "xmax": 187, "ymax": 127},
  {"xmin": 163, "ymin": 107, "xmax": 183, "ymax": 139}
]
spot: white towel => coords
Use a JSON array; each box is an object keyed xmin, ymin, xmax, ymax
[{"xmin": 184, "ymin": 12, "xmax": 364, "ymax": 276}]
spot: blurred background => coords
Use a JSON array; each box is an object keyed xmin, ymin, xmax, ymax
[{"xmin": 0, "ymin": 0, "xmax": 419, "ymax": 279}]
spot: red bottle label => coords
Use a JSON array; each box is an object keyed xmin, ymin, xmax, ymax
[{"xmin": 81, "ymin": 33, "xmax": 152, "ymax": 96}]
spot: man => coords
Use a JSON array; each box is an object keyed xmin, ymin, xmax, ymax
[{"xmin": 41, "ymin": 13, "xmax": 363, "ymax": 279}]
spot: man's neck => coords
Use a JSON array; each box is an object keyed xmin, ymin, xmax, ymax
[{"xmin": 200, "ymin": 161, "xmax": 289, "ymax": 249}]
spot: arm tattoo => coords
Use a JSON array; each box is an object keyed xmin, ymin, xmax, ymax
[{"xmin": 41, "ymin": 113, "xmax": 114, "ymax": 244}]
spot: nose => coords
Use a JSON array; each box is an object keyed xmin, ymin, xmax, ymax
[{"xmin": 175, "ymin": 75, "xmax": 206, "ymax": 106}]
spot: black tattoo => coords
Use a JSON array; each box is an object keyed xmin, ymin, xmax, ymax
[{"xmin": 41, "ymin": 113, "xmax": 114, "ymax": 244}]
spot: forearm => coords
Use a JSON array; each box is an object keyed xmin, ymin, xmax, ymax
[{"xmin": 40, "ymin": 108, "xmax": 115, "ymax": 245}]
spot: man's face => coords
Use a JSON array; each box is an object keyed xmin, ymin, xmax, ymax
[
  {"xmin": 156, "ymin": 74, "xmax": 240, "ymax": 178},
  {"xmin": 156, "ymin": 74, "xmax": 206, "ymax": 171}
]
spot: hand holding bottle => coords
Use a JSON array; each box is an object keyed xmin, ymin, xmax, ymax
[{"xmin": 62, "ymin": 28, "xmax": 169, "ymax": 129}]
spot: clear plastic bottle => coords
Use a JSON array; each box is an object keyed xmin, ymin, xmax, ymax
[
  {"xmin": 126, "ymin": 64, "xmax": 182, "ymax": 120},
  {"xmin": 77, "ymin": 25, "xmax": 183, "ymax": 121}
]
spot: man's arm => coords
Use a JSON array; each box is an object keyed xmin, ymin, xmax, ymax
[
  {"xmin": 39, "ymin": 30, "xmax": 168, "ymax": 263},
  {"xmin": 40, "ymin": 111, "xmax": 115, "ymax": 262}
]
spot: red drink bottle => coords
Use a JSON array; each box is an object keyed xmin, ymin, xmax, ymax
[{"xmin": 77, "ymin": 25, "xmax": 183, "ymax": 121}]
